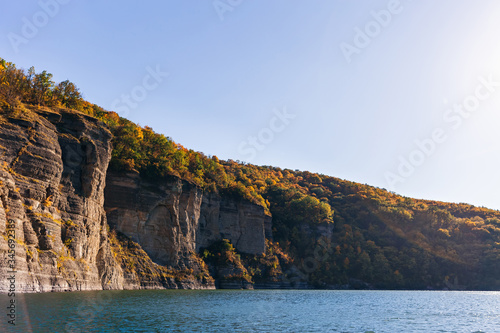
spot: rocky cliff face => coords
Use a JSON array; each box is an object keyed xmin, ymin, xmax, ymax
[
  {"xmin": 0, "ymin": 107, "xmax": 272, "ymax": 292},
  {"xmin": 104, "ymin": 171, "xmax": 272, "ymax": 270},
  {"xmin": 0, "ymin": 107, "xmax": 123, "ymax": 292}
]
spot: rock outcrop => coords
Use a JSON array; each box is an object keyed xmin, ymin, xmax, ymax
[
  {"xmin": 0, "ymin": 106, "xmax": 271, "ymax": 292},
  {"xmin": 104, "ymin": 170, "xmax": 272, "ymax": 270},
  {"xmin": 0, "ymin": 106, "xmax": 123, "ymax": 292}
]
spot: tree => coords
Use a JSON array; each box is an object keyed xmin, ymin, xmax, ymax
[
  {"xmin": 54, "ymin": 79, "xmax": 82, "ymax": 109},
  {"xmin": 32, "ymin": 70, "xmax": 54, "ymax": 105},
  {"xmin": 0, "ymin": 60, "xmax": 28, "ymax": 107}
]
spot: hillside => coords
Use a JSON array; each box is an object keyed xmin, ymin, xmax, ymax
[{"xmin": 1, "ymin": 58, "xmax": 500, "ymax": 291}]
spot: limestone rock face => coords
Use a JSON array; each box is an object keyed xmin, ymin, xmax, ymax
[
  {"xmin": 0, "ymin": 107, "xmax": 269, "ymax": 292},
  {"xmin": 105, "ymin": 171, "xmax": 271, "ymax": 269},
  {"xmin": 0, "ymin": 107, "xmax": 123, "ymax": 292},
  {"xmin": 198, "ymin": 195, "xmax": 272, "ymax": 255}
]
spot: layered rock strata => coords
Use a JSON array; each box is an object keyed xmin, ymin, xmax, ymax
[
  {"xmin": 0, "ymin": 107, "xmax": 270, "ymax": 292},
  {"xmin": 0, "ymin": 107, "xmax": 122, "ymax": 292},
  {"xmin": 104, "ymin": 171, "xmax": 272, "ymax": 269}
]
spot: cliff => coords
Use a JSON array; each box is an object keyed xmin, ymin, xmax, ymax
[
  {"xmin": 104, "ymin": 170, "xmax": 272, "ymax": 287},
  {"xmin": 0, "ymin": 106, "xmax": 122, "ymax": 292},
  {"xmin": 105, "ymin": 171, "xmax": 272, "ymax": 266},
  {"xmin": 0, "ymin": 106, "xmax": 272, "ymax": 292}
]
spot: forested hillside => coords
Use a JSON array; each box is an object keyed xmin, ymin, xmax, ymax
[{"xmin": 2, "ymin": 58, "xmax": 500, "ymax": 290}]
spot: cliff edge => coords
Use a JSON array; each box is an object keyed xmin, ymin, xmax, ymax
[{"xmin": 0, "ymin": 106, "xmax": 122, "ymax": 292}]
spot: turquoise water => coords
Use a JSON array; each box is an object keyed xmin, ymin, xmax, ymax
[{"xmin": 1, "ymin": 290, "xmax": 499, "ymax": 332}]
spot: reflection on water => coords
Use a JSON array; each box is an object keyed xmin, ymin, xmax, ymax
[{"xmin": 1, "ymin": 290, "xmax": 499, "ymax": 332}]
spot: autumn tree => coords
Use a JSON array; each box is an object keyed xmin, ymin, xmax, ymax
[
  {"xmin": 0, "ymin": 59, "xmax": 28, "ymax": 107},
  {"xmin": 31, "ymin": 70, "xmax": 54, "ymax": 105},
  {"xmin": 54, "ymin": 79, "xmax": 82, "ymax": 109}
]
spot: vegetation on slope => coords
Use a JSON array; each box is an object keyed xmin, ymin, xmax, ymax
[
  {"xmin": 108, "ymin": 229, "xmax": 213, "ymax": 287},
  {"xmin": 2, "ymin": 58, "xmax": 500, "ymax": 290}
]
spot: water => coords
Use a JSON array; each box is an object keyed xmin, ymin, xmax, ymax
[{"xmin": 1, "ymin": 290, "xmax": 499, "ymax": 332}]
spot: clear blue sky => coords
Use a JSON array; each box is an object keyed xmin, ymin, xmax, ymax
[{"xmin": 2, "ymin": 1, "xmax": 500, "ymax": 210}]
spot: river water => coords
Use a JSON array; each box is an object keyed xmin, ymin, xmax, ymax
[{"xmin": 1, "ymin": 289, "xmax": 498, "ymax": 332}]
